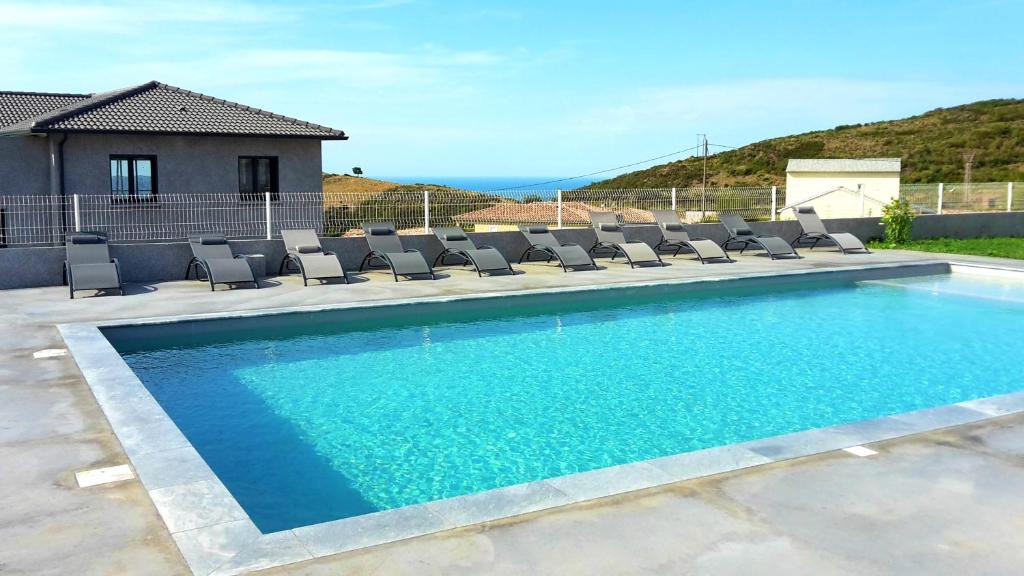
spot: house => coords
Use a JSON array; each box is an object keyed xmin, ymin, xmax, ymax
[
  {"xmin": 0, "ymin": 81, "xmax": 345, "ymax": 244},
  {"xmin": 783, "ymin": 158, "xmax": 901, "ymax": 219},
  {"xmin": 453, "ymin": 201, "xmax": 656, "ymax": 232}
]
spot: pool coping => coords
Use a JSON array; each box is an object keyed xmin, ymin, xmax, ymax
[{"xmin": 57, "ymin": 259, "xmax": 1024, "ymax": 576}]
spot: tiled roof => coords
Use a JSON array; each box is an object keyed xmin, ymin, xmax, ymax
[
  {"xmin": 453, "ymin": 201, "xmax": 656, "ymax": 224},
  {"xmin": 0, "ymin": 81, "xmax": 346, "ymax": 140},
  {"xmin": 786, "ymin": 158, "xmax": 901, "ymax": 173},
  {"xmin": 0, "ymin": 91, "xmax": 90, "ymax": 130}
]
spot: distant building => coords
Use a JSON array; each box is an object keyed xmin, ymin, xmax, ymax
[
  {"xmin": 454, "ymin": 201, "xmax": 654, "ymax": 232},
  {"xmin": 783, "ymin": 158, "xmax": 901, "ymax": 219}
]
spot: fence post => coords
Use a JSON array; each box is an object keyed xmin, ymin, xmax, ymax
[
  {"xmin": 937, "ymin": 183, "xmax": 944, "ymax": 215},
  {"xmin": 770, "ymin": 186, "xmax": 777, "ymax": 221},
  {"xmin": 423, "ymin": 190, "xmax": 430, "ymax": 232},
  {"xmin": 265, "ymin": 191, "xmax": 272, "ymax": 239},
  {"xmin": 73, "ymin": 194, "xmax": 81, "ymax": 232},
  {"xmin": 670, "ymin": 187, "xmax": 676, "ymax": 211},
  {"xmin": 556, "ymin": 189, "xmax": 563, "ymax": 229},
  {"xmin": 1008, "ymin": 182, "xmax": 1014, "ymax": 212}
]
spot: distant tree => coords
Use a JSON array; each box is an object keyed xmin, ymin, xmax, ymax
[
  {"xmin": 522, "ymin": 194, "xmax": 543, "ymax": 203},
  {"xmin": 352, "ymin": 167, "xmax": 364, "ymax": 176}
]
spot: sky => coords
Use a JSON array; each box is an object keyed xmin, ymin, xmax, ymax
[{"xmin": 2, "ymin": 0, "xmax": 1023, "ymax": 179}]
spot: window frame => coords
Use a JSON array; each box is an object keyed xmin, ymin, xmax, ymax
[
  {"xmin": 238, "ymin": 156, "xmax": 279, "ymax": 202},
  {"xmin": 109, "ymin": 155, "xmax": 158, "ymax": 203}
]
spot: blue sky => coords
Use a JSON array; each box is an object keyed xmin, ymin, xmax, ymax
[{"xmin": 2, "ymin": 0, "xmax": 1023, "ymax": 178}]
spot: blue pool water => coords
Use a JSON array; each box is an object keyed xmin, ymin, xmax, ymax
[{"xmin": 114, "ymin": 272, "xmax": 1024, "ymax": 532}]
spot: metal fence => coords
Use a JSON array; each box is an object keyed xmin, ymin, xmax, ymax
[
  {"xmin": 0, "ymin": 183, "xmax": 1017, "ymax": 247},
  {"xmin": 900, "ymin": 182, "xmax": 1021, "ymax": 214}
]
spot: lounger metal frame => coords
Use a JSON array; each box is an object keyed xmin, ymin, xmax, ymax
[
  {"xmin": 719, "ymin": 214, "xmax": 800, "ymax": 260},
  {"xmin": 587, "ymin": 214, "xmax": 664, "ymax": 268},
  {"xmin": 63, "ymin": 231, "xmax": 124, "ymax": 299},
  {"xmin": 790, "ymin": 207, "xmax": 872, "ymax": 254},
  {"xmin": 650, "ymin": 211, "xmax": 734, "ymax": 264},
  {"xmin": 432, "ymin": 227, "xmax": 514, "ymax": 277},
  {"xmin": 277, "ymin": 230, "xmax": 348, "ymax": 286},
  {"xmin": 185, "ymin": 235, "xmax": 259, "ymax": 291},
  {"xmin": 279, "ymin": 253, "xmax": 349, "ymax": 285},
  {"xmin": 358, "ymin": 223, "xmax": 437, "ymax": 282},
  {"xmin": 517, "ymin": 226, "xmax": 597, "ymax": 272}
]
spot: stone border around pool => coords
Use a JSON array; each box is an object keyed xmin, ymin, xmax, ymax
[{"xmin": 58, "ymin": 260, "xmax": 1024, "ymax": 576}]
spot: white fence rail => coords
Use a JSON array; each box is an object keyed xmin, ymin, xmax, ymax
[{"xmin": 0, "ymin": 183, "xmax": 1017, "ymax": 247}]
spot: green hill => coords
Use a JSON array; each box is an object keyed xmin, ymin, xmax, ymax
[{"xmin": 589, "ymin": 99, "xmax": 1024, "ymax": 189}]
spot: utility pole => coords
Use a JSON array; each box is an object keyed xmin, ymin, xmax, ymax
[
  {"xmin": 962, "ymin": 150, "xmax": 975, "ymax": 203},
  {"xmin": 697, "ymin": 133, "xmax": 708, "ymax": 219}
]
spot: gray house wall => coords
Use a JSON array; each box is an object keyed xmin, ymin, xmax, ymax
[
  {"xmin": 61, "ymin": 134, "xmax": 322, "ymax": 195},
  {"xmin": 0, "ymin": 133, "xmax": 326, "ymax": 244},
  {"xmin": 0, "ymin": 136, "xmax": 51, "ymax": 196}
]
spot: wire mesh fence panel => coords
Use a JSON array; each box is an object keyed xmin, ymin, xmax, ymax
[
  {"xmin": 322, "ymin": 190, "xmax": 428, "ymax": 235},
  {"xmin": 671, "ymin": 187, "xmax": 778, "ymax": 222},
  {"xmin": 940, "ymin": 182, "xmax": 1010, "ymax": 213},
  {"xmin": 899, "ymin": 184, "xmax": 940, "ymax": 214},
  {"xmin": 0, "ymin": 195, "xmax": 68, "ymax": 246},
  {"xmin": 76, "ymin": 194, "xmax": 268, "ymax": 241},
  {"xmin": 0, "ymin": 183, "xmax": 1016, "ymax": 247}
]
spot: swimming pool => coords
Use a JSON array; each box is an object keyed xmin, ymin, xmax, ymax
[{"xmin": 102, "ymin": 264, "xmax": 1024, "ymax": 534}]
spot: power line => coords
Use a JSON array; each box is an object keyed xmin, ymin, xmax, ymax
[{"xmin": 482, "ymin": 144, "xmax": 704, "ymax": 192}]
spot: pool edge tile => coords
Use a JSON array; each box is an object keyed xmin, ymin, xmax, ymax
[
  {"xmin": 148, "ymin": 479, "xmax": 250, "ymax": 534},
  {"xmin": 958, "ymin": 391, "xmax": 1024, "ymax": 417},
  {"xmin": 545, "ymin": 462, "xmax": 675, "ymax": 503},
  {"xmin": 171, "ymin": 519, "xmax": 262, "ymax": 576},
  {"xmin": 291, "ymin": 503, "xmax": 451, "ymax": 558},
  {"xmin": 208, "ymin": 531, "xmax": 314, "ymax": 576},
  {"xmin": 648, "ymin": 444, "xmax": 773, "ymax": 480},
  {"xmin": 423, "ymin": 480, "xmax": 573, "ymax": 529}
]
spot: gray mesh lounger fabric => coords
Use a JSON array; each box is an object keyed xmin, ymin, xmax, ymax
[
  {"xmin": 279, "ymin": 229, "xmax": 347, "ymax": 285},
  {"xmin": 650, "ymin": 211, "xmax": 732, "ymax": 264},
  {"xmin": 432, "ymin": 226, "xmax": 514, "ymax": 276},
  {"xmin": 359, "ymin": 223, "xmax": 436, "ymax": 281},
  {"xmin": 186, "ymin": 234, "xmax": 258, "ymax": 290},
  {"xmin": 517, "ymin": 225, "xmax": 597, "ymax": 271},
  {"xmin": 719, "ymin": 214, "xmax": 800, "ymax": 260},
  {"xmin": 792, "ymin": 207, "xmax": 871, "ymax": 254},
  {"xmin": 64, "ymin": 232, "xmax": 123, "ymax": 299},
  {"xmin": 587, "ymin": 212, "xmax": 663, "ymax": 268}
]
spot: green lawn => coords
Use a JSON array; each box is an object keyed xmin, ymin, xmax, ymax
[{"xmin": 871, "ymin": 237, "xmax": 1024, "ymax": 260}]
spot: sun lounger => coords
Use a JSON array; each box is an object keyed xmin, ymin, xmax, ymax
[
  {"xmin": 588, "ymin": 211, "xmax": 663, "ymax": 268},
  {"xmin": 517, "ymin": 225, "xmax": 597, "ymax": 272},
  {"xmin": 359, "ymin": 223, "xmax": 436, "ymax": 281},
  {"xmin": 650, "ymin": 210, "xmax": 733, "ymax": 264},
  {"xmin": 432, "ymin": 226, "xmax": 514, "ymax": 276},
  {"xmin": 792, "ymin": 206, "xmax": 871, "ymax": 254},
  {"xmin": 278, "ymin": 229, "xmax": 347, "ymax": 285},
  {"xmin": 63, "ymin": 231, "xmax": 123, "ymax": 299},
  {"xmin": 719, "ymin": 214, "xmax": 800, "ymax": 260},
  {"xmin": 185, "ymin": 233, "xmax": 258, "ymax": 291}
]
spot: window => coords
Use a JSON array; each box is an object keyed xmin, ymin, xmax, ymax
[
  {"xmin": 238, "ymin": 156, "xmax": 278, "ymax": 201},
  {"xmin": 109, "ymin": 156, "xmax": 157, "ymax": 201}
]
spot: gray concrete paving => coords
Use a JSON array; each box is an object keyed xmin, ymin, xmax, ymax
[{"xmin": 1, "ymin": 248, "xmax": 1023, "ymax": 575}]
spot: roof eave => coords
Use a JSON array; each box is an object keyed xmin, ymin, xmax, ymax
[{"xmin": 29, "ymin": 127, "xmax": 348, "ymax": 140}]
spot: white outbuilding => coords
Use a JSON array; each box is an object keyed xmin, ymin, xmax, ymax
[{"xmin": 782, "ymin": 158, "xmax": 901, "ymax": 219}]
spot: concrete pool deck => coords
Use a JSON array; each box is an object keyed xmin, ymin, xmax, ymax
[{"xmin": 3, "ymin": 248, "xmax": 1024, "ymax": 574}]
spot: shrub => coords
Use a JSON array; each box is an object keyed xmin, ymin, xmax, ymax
[{"xmin": 880, "ymin": 197, "xmax": 915, "ymax": 246}]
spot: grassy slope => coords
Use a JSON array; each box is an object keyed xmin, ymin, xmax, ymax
[
  {"xmin": 874, "ymin": 237, "xmax": 1024, "ymax": 260},
  {"xmin": 590, "ymin": 99, "xmax": 1024, "ymax": 189}
]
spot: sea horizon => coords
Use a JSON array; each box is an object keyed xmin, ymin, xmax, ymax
[{"xmin": 378, "ymin": 176, "xmax": 602, "ymax": 191}]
